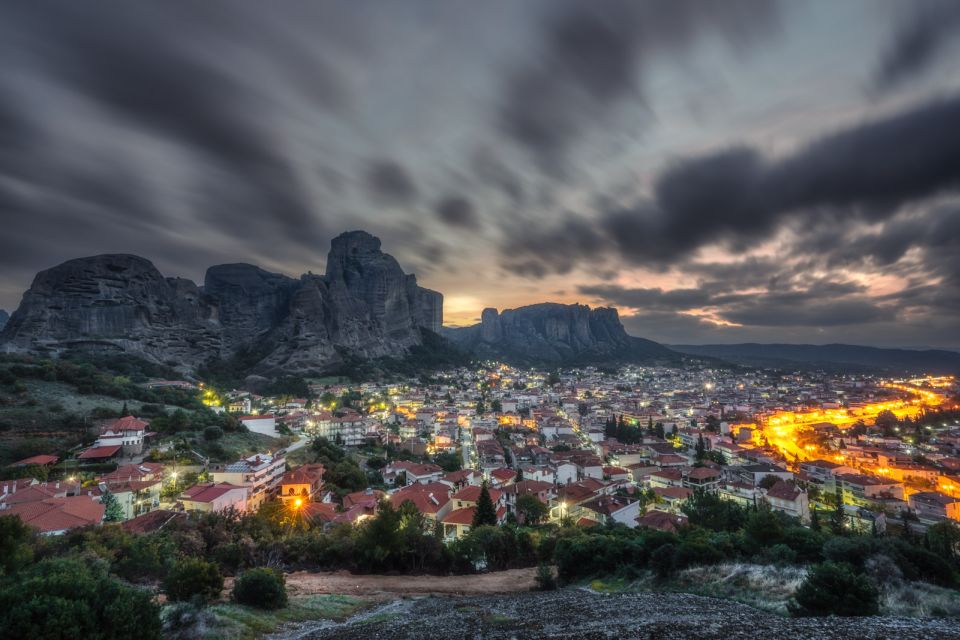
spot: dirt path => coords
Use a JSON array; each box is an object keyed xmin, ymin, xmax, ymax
[{"xmin": 277, "ymin": 567, "xmax": 539, "ymax": 596}]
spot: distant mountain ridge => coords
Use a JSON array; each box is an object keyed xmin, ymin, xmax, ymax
[
  {"xmin": 0, "ymin": 231, "xmax": 443, "ymax": 375},
  {"xmin": 0, "ymin": 309, "xmax": 7, "ymax": 331},
  {"xmin": 669, "ymin": 342, "xmax": 960, "ymax": 373},
  {"xmin": 443, "ymin": 303, "xmax": 678, "ymax": 366}
]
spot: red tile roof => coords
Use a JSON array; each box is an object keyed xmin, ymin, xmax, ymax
[
  {"xmin": 182, "ymin": 482, "xmax": 246, "ymax": 503},
  {"xmin": 451, "ymin": 485, "xmax": 502, "ymax": 503},
  {"xmin": 637, "ymin": 510, "xmax": 688, "ymax": 533},
  {"xmin": 78, "ymin": 445, "xmax": 122, "ymax": 460},
  {"xmin": 442, "ymin": 507, "xmax": 476, "ymax": 525},
  {"xmin": 8, "ymin": 496, "xmax": 105, "ymax": 533},
  {"xmin": 12, "ymin": 454, "xmax": 59, "ymax": 467}
]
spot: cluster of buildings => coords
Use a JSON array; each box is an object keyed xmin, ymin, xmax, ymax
[{"xmin": 4, "ymin": 366, "xmax": 958, "ymax": 543}]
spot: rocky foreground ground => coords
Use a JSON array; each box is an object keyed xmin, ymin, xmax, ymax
[{"xmin": 281, "ymin": 589, "xmax": 960, "ymax": 640}]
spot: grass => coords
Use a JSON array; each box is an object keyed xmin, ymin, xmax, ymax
[{"xmin": 176, "ymin": 594, "xmax": 368, "ymax": 640}]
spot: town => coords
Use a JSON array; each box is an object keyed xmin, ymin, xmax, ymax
[{"xmin": 4, "ymin": 365, "xmax": 958, "ymax": 541}]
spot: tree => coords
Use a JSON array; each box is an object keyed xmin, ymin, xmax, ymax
[
  {"xmin": 831, "ymin": 485, "xmax": 846, "ymax": 534},
  {"xmin": 232, "ymin": 567, "xmax": 287, "ymax": 609},
  {"xmin": 789, "ymin": 562, "xmax": 879, "ymax": 617},
  {"xmin": 0, "ymin": 558, "xmax": 162, "ymax": 640},
  {"xmin": 491, "ymin": 399, "xmax": 502, "ymax": 413},
  {"xmin": 694, "ymin": 434, "xmax": 706, "ymax": 461},
  {"xmin": 100, "ymin": 488, "xmax": 124, "ymax": 522},
  {"xmin": 163, "ymin": 558, "xmax": 224, "ymax": 604},
  {"xmin": 516, "ymin": 494, "xmax": 549, "ymax": 525},
  {"xmin": 476, "ymin": 399, "xmax": 486, "ymax": 416},
  {"xmin": 0, "ymin": 515, "xmax": 34, "ymax": 576},
  {"xmin": 758, "ymin": 474, "xmax": 780, "ymax": 490},
  {"xmin": 472, "ymin": 481, "xmax": 498, "ymax": 528},
  {"xmin": 547, "ymin": 372, "xmax": 561, "ymax": 387},
  {"xmin": 654, "ymin": 422, "xmax": 665, "ymax": 440}
]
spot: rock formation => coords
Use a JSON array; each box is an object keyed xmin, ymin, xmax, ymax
[
  {"xmin": 0, "ymin": 309, "xmax": 8, "ymax": 331},
  {"xmin": 0, "ymin": 231, "xmax": 443, "ymax": 375},
  {"xmin": 445, "ymin": 302, "xmax": 676, "ymax": 365}
]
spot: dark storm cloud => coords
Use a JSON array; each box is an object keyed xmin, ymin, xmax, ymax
[
  {"xmin": 506, "ymin": 92, "xmax": 960, "ymax": 274},
  {"xmin": 579, "ymin": 278, "xmax": 889, "ymax": 329},
  {"xmin": 365, "ymin": 160, "xmax": 419, "ymax": 207},
  {"xmin": 435, "ymin": 196, "xmax": 480, "ymax": 230},
  {"xmin": 874, "ymin": 0, "xmax": 960, "ymax": 92},
  {"xmin": 498, "ymin": 0, "xmax": 779, "ymax": 173}
]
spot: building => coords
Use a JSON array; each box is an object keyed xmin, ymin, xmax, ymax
[
  {"xmin": 212, "ymin": 453, "xmax": 286, "ymax": 510},
  {"xmin": 279, "ymin": 464, "xmax": 324, "ymax": 505},
  {"xmin": 763, "ymin": 481, "xmax": 810, "ymax": 523},
  {"xmin": 94, "ymin": 416, "xmax": 150, "ymax": 456},
  {"xmin": 180, "ymin": 483, "xmax": 249, "ymax": 513},
  {"xmin": 239, "ymin": 414, "xmax": 280, "ymax": 437},
  {"xmin": 5, "ymin": 496, "xmax": 105, "ymax": 535},
  {"xmin": 909, "ymin": 491, "xmax": 960, "ymax": 524}
]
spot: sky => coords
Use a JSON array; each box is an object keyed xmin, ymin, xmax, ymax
[{"xmin": 1, "ymin": 0, "xmax": 959, "ymax": 348}]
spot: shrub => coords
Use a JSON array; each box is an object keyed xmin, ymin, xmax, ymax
[
  {"xmin": 789, "ymin": 562, "xmax": 880, "ymax": 617},
  {"xmin": 163, "ymin": 558, "xmax": 223, "ymax": 604},
  {"xmin": 534, "ymin": 563, "xmax": 557, "ymax": 591},
  {"xmin": 232, "ymin": 567, "xmax": 287, "ymax": 609},
  {"xmin": 202, "ymin": 426, "xmax": 223, "ymax": 441},
  {"xmin": 650, "ymin": 543, "xmax": 677, "ymax": 579},
  {"xmin": 0, "ymin": 557, "xmax": 161, "ymax": 640}
]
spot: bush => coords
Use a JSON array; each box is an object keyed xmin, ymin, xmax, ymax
[
  {"xmin": 202, "ymin": 426, "xmax": 223, "ymax": 441},
  {"xmin": 789, "ymin": 562, "xmax": 880, "ymax": 617},
  {"xmin": 0, "ymin": 557, "xmax": 161, "ymax": 640},
  {"xmin": 163, "ymin": 558, "xmax": 223, "ymax": 604},
  {"xmin": 534, "ymin": 563, "xmax": 557, "ymax": 591},
  {"xmin": 232, "ymin": 567, "xmax": 287, "ymax": 609}
]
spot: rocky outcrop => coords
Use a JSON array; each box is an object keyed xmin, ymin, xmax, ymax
[
  {"xmin": 0, "ymin": 255, "xmax": 221, "ymax": 366},
  {"xmin": 445, "ymin": 302, "xmax": 675, "ymax": 365},
  {"xmin": 0, "ymin": 309, "xmax": 8, "ymax": 331},
  {"xmin": 0, "ymin": 231, "xmax": 444, "ymax": 375}
]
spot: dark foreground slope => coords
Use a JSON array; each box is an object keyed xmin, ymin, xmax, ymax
[
  {"xmin": 291, "ymin": 590, "xmax": 960, "ymax": 640},
  {"xmin": 670, "ymin": 343, "xmax": 960, "ymax": 374}
]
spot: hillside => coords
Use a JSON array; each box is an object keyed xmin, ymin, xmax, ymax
[{"xmin": 669, "ymin": 343, "xmax": 960, "ymax": 374}]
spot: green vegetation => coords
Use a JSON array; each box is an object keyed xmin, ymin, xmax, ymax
[
  {"xmin": 163, "ymin": 558, "xmax": 224, "ymax": 604},
  {"xmin": 789, "ymin": 562, "xmax": 880, "ymax": 617},
  {"xmin": 232, "ymin": 567, "xmax": 287, "ymax": 609},
  {"xmin": 0, "ymin": 556, "xmax": 161, "ymax": 640}
]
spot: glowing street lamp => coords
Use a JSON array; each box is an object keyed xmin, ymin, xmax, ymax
[{"xmin": 293, "ymin": 498, "xmax": 303, "ymax": 509}]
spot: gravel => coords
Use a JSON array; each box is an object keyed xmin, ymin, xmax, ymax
[{"xmin": 290, "ymin": 589, "xmax": 960, "ymax": 640}]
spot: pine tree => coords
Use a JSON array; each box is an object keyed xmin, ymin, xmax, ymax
[
  {"xmin": 120, "ymin": 402, "xmax": 130, "ymax": 417},
  {"xmin": 695, "ymin": 434, "xmax": 706, "ymax": 461},
  {"xmin": 810, "ymin": 508, "xmax": 821, "ymax": 532},
  {"xmin": 647, "ymin": 417, "xmax": 654, "ymax": 435},
  {"xmin": 830, "ymin": 485, "xmax": 845, "ymax": 534},
  {"xmin": 654, "ymin": 422, "xmax": 665, "ymax": 440},
  {"xmin": 101, "ymin": 488, "xmax": 124, "ymax": 522},
  {"xmin": 472, "ymin": 481, "xmax": 498, "ymax": 528}
]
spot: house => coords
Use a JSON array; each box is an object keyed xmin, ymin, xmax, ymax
[
  {"xmin": 238, "ymin": 414, "xmax": 280, "ymax": 437},
  {"xmin": 637, "ymin": 509, "xmax": 688, "ymax": 533},
  {"xmin": 651, "ymin": 486, "xmax": 693, "ymax": 513},
  {"xmin": 440, "ymin": 469, "xmax": 481, "ymax": 491},
  {"xmin": 6, "ymin": 496, "xmax": 105, "ymax": 535},
  {"xmin": 684, "ymin": 467, "xmax": 722, "ymax": 491},
  {"xmin": 603, "ymin": 466, "xmax": 631, "ymax": 482},
  {"xmin": 212, "ymin": 453, "xmax": 286, "ymax": 510},
  {"xmin": 649, "ymin": 468, "xmax": 685, "ymax": 489},
  {"xmin": 390, "ymin": 482, "xmax": 452, "ymax": 523},
  {"xmin": 489, "ymin": 467, "xmax": 517, "ymax": 488},
  {"xmin": 763, "ymin": 481, "xmax": 810, "ymax": 523},
  {"xmin": 11, "ymin": 454, "xmax": 59, "ymax": 467},
  {"xmin": 837, "ymin": 473, "xmax": 904, "ymax": 508},
  {"xmin": 578, "ymin": 495, "xmax": 640, "ymax": 527},
  {"xmin": 383, "ymin": 461, "xmax": 443, "ymax": 486},
  {"xmin": 180, "ymin": 483, "xmax": 248, "ymax": 513},
  {"xmin": 94, "ymin": 416, "xmax": 149, "ymax": 456},
  {"xmin": 502, "ymin": 480, "xmax": 555, "ymax": 514},
  {"xmin": 909, "ymin": 491, "xmax": 960, "ymax": 524},
  {"xmin": 279, "ymin": 464, "xmax": 324, "ymax": 505},
  {"xmin": 736, "ymin": 463, "xmax": 793, "ymax": 487},
  {"xmin": 799, "ymin": 459, "xmax": 857, "ymax": 488},
  {"xmin": 121, "ymin": 509, "xmax": 185, "ymax": 534}
]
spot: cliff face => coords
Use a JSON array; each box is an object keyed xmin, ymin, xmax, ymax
[
  {"xmin": 445, "ymin": 302, "xmax": 675, "ymax": 365},
  {"xmin": 0, "ymin": 310, "xmax": 8, "ymax": 331},
  {"xmin": 0, "ymin": 231, "xmax": 443, "ymax": 374}
]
